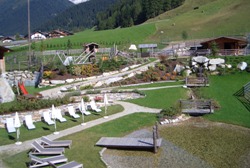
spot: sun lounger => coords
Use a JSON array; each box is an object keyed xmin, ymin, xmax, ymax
[
  {"xmin": 49, "ymin": 161, "xmax": 83, "ymax": 168},
  {"xmin": 89, "ymin": 100, "xmax": 101, "ymax": 112},
  {"xmin": 29, "ymin": 153, "xmax": 68, "ymax": 168},
  {"xmin": 41, "ymin": 136, "xmax": 72, "ymax": 148},
  {"xmin": 30, "ymin": 141, "xmax": 64, "ymax": 155},
  {"xmin": 78, "ymin": 104, "xmax": 91, "ymax": 116},
  {"xmin": 67, "ymin": 106, "xmax": 80, "ymax": 118},
  {"xmin": 55, "ymin": 109, "xmax": 67, "ymax": 122},
  {"xmin": 43, "ymin": 111, "xmax": 55, "ymax": 125},
  {"xmin": 25, "ymin": 115, "xmax": 36, "ymax": 130},
  {"xmin": 5, "ymin": 118, "xmax": 16, "ymax": 133}
]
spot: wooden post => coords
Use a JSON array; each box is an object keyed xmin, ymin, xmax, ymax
[
  {"xmin": 153, "ymin": 126, "xmax": 157, "ymax": 153},
  {"xmin": 210, "ymin": 100, "xmax": 212, "ymax": 113},
  {"xmin": 155, "ymin": 122, "xmax": 159, "ymax": 139}
]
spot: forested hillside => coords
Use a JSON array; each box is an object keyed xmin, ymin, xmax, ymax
[
  {"xmin": 0, "ymin": 0, "xmax": 73, "ymax": 36},
  {"xmin": 38, "ymin": 0, "xmax": 119, "ymax": 32},
  {"xmin": 96, "ymin": 0, "xmax": 185, "ymax": 30}
]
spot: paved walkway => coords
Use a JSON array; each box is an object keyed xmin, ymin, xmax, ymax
[{"xmin": 0, "ymin": 101, "xmax": 161, "ymax": 168}]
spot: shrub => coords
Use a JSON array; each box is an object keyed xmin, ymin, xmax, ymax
[
  {"xmin": 160, "ymin": 107, "xmax": 178, "ymax": 118},
  {"xmin": 86, "ymin": 90, "xmax": 101, "ymax": 94},
  {"xmin": 43, "ymin": 71, "xmax": 55, "ymax": 79},
  {"xmin": 58, "ymin": 65, "xmax": 68, "ymax": 75},
  {"xmin": 80, "ymin": 85, "xmax": 94, "ymax": 90},
  {"xmin": 94, "ymin": 96, "xmax": 103, "ymax": 102},
  {"xmin": 82, "ymin": 95, "xmax": 90, "ymax": 102},
  {"xmin": 73, "ymin": 66, "xmax": 82, "ymax": 76}
]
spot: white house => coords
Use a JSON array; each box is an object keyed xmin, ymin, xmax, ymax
[{"xmin": 31, "ymin": 32, "xmax": 46, "ymax": 40}]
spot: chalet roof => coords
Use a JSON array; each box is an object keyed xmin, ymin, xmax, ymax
[
  {"xmin": 2, "ymin": 37, "xmax": 14, "ymax": 41},
  {"xmin": 51, "ymin": 29, "xmax": 73, "ymax": 35},
  {"xmin": 201, "ymin": 36, "xmax": 247, "ymax": 44},
  {"xmin": 84, "ymin": 42, "xmax": 99, "ymax": 48},
  {"xmin": 138, "ymin": 44, "xmax": 157, "ymax": 49}
]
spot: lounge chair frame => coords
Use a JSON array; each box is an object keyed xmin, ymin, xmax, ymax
[
  {"xmin": 30, "ymin": 141, "xmax": 64, "ymax": 155},
  {"xmin": 41, "ymin": 136, "xmax": 72, "ymax": 148}
]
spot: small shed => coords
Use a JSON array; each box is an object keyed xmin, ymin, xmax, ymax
[
  {"xmin": 138, "ymin": 44, "xmax": 157, "ymax": 57},
  {"xmin": 83, "ymin": 43, "xmax": 99, "ymax": 62},
  {"xmin": 0, "ymin": 46, "xmax": 12, "ymax": 73},
  {"xmin": 84, "ymin": 42, "xmax": 99, "ymax": 53}
]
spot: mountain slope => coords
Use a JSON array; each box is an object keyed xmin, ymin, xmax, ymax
[
  {"xmin": 0, "ymin": 0, "xmax": 73, "ymax": 36},
  {"xmin": 38, "ymin": 0, "xmax": 119, "ymax": 32},
  {"xmin": 41, "ymin": 0, "xmax": 250, "ymax": 48}
]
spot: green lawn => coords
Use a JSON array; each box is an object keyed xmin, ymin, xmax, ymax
[
  {"xmin": 3, "ymin": 113, "xmax": 158, "ymax": 168},
  {"xmin": 0, "ymin": 104, "xmax": 123, "ymax": 146},
  {"xmin": 126, "ymin": 87, "xmax": 187, "ymax": 109},
  {"xmin": 199, "ymin": 72, "xmax": 250, "ymax": 128},
  {"xmin": 120, "ymin": 81, "xmax": 184, "ymax": 89}
]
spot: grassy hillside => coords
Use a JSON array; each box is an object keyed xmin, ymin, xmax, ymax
[
  {"xmin": 25, "ymin": 0, "xmax": 250, "ymax": 50},
  {"xmin": 42, "ymin": 23, "xmax": 156, "ymax": 50},
  {"xmin": 148, "ymin": 0, "xmax": 250, "ymax": 41}
]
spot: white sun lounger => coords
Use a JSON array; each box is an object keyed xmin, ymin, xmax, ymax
[
  {"xmin": 29, "ymin": 153, "xmax": 68, "ymax": 168},
  {"xmin": 25, "ymin": 115, "xmax": 36, "ymax": 130},
  {"xmin": 30, "ymin": 141, "xmax": 64, "ymax": 155},
  {"xmin": 6, "ymin": 118, "xmax": 16, "ymax": 133},
  {"xmin": 41, "ymin": 136, "xmax": 72, "ymax": 148},
  {"xmin": 67, "ymin": 106, "xmax": 80, "ymax": 119},
  {"xmin": 89, "ymin": 100, "xmax": 101, "ymax": 112},
  {"xmin": 78, "ymin": 104, "xmax": 91, "ymax": 116},
  {"xmin": 55, "ymin": 109, "xmax": 67, "ymax": 122},
  {"xmin": 43, "ymin": 111, "xmax": 55, "ymax": 125}
]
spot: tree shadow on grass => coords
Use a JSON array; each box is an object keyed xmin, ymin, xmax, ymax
[
  {"xmin": 42, "ymin": 127, "xmax": 50, "ymax": 131},
  {"xmin": 233, "ymin": 87, "xmax": 250, "ymax": 112},
  {"xmin": 70, "ymin": 119, "xmax": 78, "ymax": 122},
  {"xmin": 8, "ymin": 135, "xmax": 15, "ymax": 140}
]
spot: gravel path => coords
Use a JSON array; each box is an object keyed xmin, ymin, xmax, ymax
[{"xmin": 102, "ymin": 129, "xmax": 212, "ymax": 168}]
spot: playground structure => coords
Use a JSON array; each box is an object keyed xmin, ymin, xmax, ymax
[
  {"xmin": 18, "ymin": 82, "xmax": 28, "ymax": 95},
  {"xmin": 53, "ymin": 43, "xmax": 136, "ymax": 66},
  {"xmin": 54, "ymin": 43, "xmax": 99, "ymax": 66}
]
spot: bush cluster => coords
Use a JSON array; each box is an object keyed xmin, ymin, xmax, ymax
[{"xmin": 0, "ymin": 96, "xmax": 71, "ymax": 114}]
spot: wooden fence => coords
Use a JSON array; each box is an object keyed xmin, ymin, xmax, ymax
[
  {"xmin": 185, "ymin": 77, "xmax": 209, "ymax": 87},
  {"xmin": 180, "ymin": 99, "xmax": 213, "ymax": 114},
  {"xmin": 244, "ymin": 82, "xmax": 250, "ymax": 101}
]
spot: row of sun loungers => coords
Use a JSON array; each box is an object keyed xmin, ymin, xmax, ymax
[
  {"xmin": 6, "ymin": 114, "xmax": 35, "ymax": 133},
  {"xmin": 5, "ymin": 100, "xmax": 102, "ymax": 133},
  {"xmin": 29, "ymin": 136, "xmax": 83, "ymax": 168}
]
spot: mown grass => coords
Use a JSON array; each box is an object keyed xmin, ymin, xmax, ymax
[
  {"xmin": 198, "ymin": 72, "xmax": 250, "ymax": 128},
  {"xmin": 126, "ymin": 87, "xmax": 187, "ymax": 109},
  {"xmin": 0, "ymin": 104, "xmax": 123, "ymax": 146},
  {"xmin": 119, "ymin": 80, "xmax": 184, "ymax": 89},
  {"xmin": 3, "ymin": 113, "xmax": 158, "ymax": 168}
]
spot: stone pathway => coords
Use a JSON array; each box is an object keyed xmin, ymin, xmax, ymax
[{"xmin": 0, "ymin": 101, "xmax": 161, "ymax": 168}]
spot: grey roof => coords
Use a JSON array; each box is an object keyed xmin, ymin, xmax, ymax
[{"xmin": 138, "ymin": 44, "xmax": 157, "ymax": 49}]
